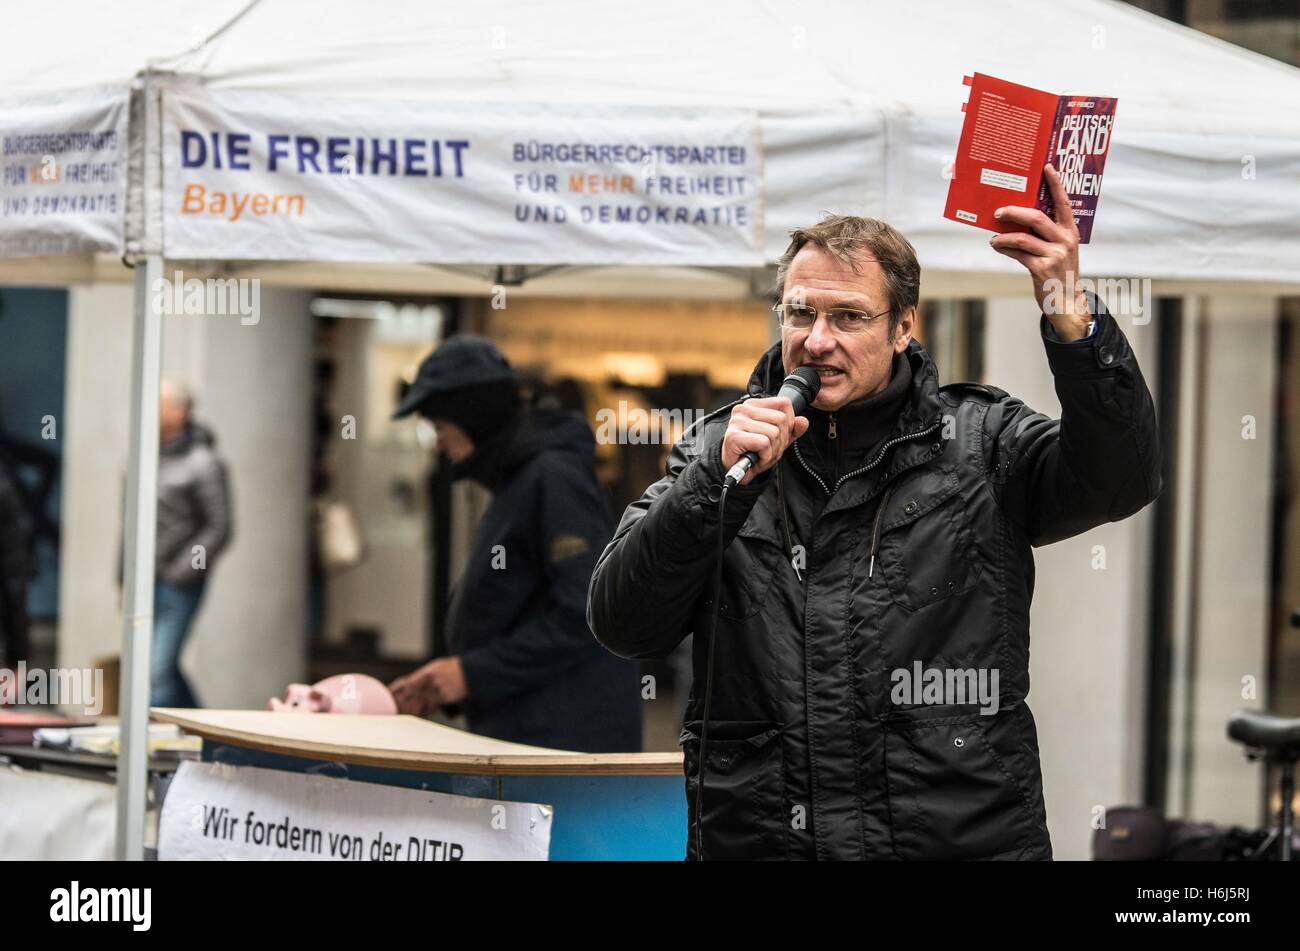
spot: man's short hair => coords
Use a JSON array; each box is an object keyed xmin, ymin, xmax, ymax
[{"xmin": 774, "ymin": 215, "xmax": 921, "ymax": 338}]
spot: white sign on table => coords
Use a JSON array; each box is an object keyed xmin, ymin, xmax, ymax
[
  {"xmin": 161, "ymin": 88, "xmax": 763, "ymax": 265},
  {"xmin": 0, "ymin": 87, "xmax": 128, "ymax": 257},
  {"xmin": 159, "ymin": 761, "xmax": 551, "ymax": 861}
]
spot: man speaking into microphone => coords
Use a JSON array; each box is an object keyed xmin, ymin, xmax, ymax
[{"xmin": 587, "ymin": 167, "xmax": 1162, "ymax": 860}]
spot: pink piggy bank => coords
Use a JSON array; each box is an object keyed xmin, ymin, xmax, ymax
[{"xmin": 267, "ymin": 673, "xmax": 397, "ymax": 715}]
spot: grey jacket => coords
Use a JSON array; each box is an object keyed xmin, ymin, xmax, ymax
[{"xmin": 153, "ymin": 423, "xmax": 232, "ymax": 586}]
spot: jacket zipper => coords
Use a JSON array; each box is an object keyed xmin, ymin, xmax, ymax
[
  {"xmin": 828, "ymin": 413, "xmax": 839, "ymax": 483},
  {"xmin": 833, "ymin": 419, "xmax": 941, "ymax": 493},
  {"xmin": 792, "ymin": 418, "xmax": 941, "ymax": 496},
  {"xmin": 791, "ymin": 419, "xmax": 941, "ymax": 580},
  {"xmin": 791, "ymin": 442, "xmax": 832, "ymax": 496}
]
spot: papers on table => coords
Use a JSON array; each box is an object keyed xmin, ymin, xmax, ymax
[{"xmin": 33, "ymin": 722, "xmax": 200, "ymax": 756}]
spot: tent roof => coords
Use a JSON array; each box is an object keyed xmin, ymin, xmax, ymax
[
  {"xmin": 3, "ymin": 0, "xmax": 1299, "ymax": 286},
  {"xmin": 6, "ymin": 0, "xmax": 1296, "ymax": 136}
]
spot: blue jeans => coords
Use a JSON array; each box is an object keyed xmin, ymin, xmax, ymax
[{"xmin": 150, "ymin": 578, "xmax": 206, "ymax": 708}]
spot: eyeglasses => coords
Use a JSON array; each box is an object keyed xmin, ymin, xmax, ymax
[{"xmin": 772, "ymin": 302, "xmax": 891, "ymax": 335}]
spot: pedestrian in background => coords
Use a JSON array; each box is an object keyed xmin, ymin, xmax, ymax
[
  {"xmin": 389, "ymin": 336, "xmax": 641, "ymax": 753},
  {"xmin": 121, "ymin": 379, "xmax": 233, "ymax": 708},
  {"xmin": 0, "ymin": 454, "xmax": 30, "ymax": 669}
]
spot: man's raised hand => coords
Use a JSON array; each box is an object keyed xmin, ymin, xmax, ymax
[{"xmin": 989, "ymin": 163, "xmax": 1092, "ymax": 341}]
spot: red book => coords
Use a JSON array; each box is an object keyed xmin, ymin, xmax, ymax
[{"xmin": 944, "ymin": 73, "xmax": 1117, "ymax": 244}]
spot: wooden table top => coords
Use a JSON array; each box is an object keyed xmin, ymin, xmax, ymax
[{"xmin": 151, "ymin": 709, "xmax": 684, "ymax": 777}]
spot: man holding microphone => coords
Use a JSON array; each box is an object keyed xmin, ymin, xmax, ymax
[{"xmin": 587, "ymin": 167, "xmax": 1161, "ymax": 860}]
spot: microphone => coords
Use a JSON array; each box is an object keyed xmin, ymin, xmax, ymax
[{"xmin": 724, "ymin": 366, "xmax": 822, "ymax": 488}]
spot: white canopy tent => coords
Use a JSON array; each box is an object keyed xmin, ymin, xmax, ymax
[
  {"xmin": 1, "ymin": 0, "xmax": 1298, "ymax": 860},
  {"xmin": 3, "ymin": 0, "xmax": 1300, "ymax": 286}
]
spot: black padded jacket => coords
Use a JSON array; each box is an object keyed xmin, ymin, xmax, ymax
[{"xmin": 588, "ymin": 298, "xmax": 1161, "ymax": 860}]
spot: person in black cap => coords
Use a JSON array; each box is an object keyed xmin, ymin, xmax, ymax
[{"xmin": 388, "ymin": 335, "xmax": 642, "ymax": 753}]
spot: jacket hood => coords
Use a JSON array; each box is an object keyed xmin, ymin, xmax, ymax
[
  {"xmin": 526, "ymin": 406, "xmax": 598, "ymax": 460},
  {"xmin": 162, "ymin": 421, "xmax": 216, "ymax": 456},
  {"xmin": 745, "ymin": 339, "xmax": 943, "ymax": 433},
  {"xmin": 393, "ymin": 335, "xmax": 518, "ymax": 420},
  {"xmin": 189, "ymin": 421, "xmax": 216, "ymax": 447},
  {"xmin": 453, "ymin": 407, "xmax": 596, "ymax": 490}
]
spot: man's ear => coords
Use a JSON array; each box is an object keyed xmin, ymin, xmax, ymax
[{"xmin": 893, "ymin": 307, "xmax": 917, "ymax": 352}]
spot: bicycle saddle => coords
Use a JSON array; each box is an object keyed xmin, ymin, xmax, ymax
[{"xmin": 1227, "ymin": 709, "xmax": 1300, "ymax": 753}]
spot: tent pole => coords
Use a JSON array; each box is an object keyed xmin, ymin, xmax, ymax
[
  {"xmin": 115, "ymin": 67, "xmax": 164, "ymax": 861},
  {"xmin": 115, "ymin": 253, "xmax": 162, "ymax": 861}
]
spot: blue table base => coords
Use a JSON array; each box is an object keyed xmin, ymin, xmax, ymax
[{"xmin": 201, "ymin": 741, "xmax": 687, "ymax": 861}]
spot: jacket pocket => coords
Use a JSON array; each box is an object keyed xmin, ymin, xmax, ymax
[
  {"xmin": 680, "ymin": 719, "xmax": 788, "ymax": 860},
  {"xmin": 884, "ymin": 707, "xmax": 1033, "ymax": 860},
  {"xmin": 701, "ymin": 522, "xmax": 786, "ymax": 621},
  {"xmin": 876, "ymin": 479, "xmax": 982, "ymax": 612}
]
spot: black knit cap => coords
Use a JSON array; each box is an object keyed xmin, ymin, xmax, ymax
[{"xmin": 392, "ymin": 336, "xmax": 519, "ymax": 443}]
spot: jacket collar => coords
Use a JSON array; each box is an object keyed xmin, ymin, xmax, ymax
[
  {"xmin": 746, "ymin": 338, "xmax": 945, "ymax": 438},
  {"xmin": 745, "ymin": 339, "xmax": 948, "ymax": 513}
]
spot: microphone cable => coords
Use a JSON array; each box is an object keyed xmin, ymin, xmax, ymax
[
  {"xmin": 694, "ymin": 479, "xmax": 729, "ymax": 862},
  {"xmin": 690, "ymin": 367, "xmax": 819, "ymax": 859}
]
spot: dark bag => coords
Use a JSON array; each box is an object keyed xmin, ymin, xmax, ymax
[
  {"xmin": 1091, "ymin": 806, "xmax": 1166, "ymax": 860},
  {"xmin": 1092, "ymin": 805, "xmax": 1270, "ymax": 860}
]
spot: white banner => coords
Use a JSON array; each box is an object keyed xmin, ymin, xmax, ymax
[
  {"xmin": 162, "ymin": 89, "xmax": 764, "ymax": 265},
  {"xmin": 158, "ymin": 761, "xmax": 551, "ymax": 861},
  {"xmin": 0, "ymin": 87, "xmax": 128, "ymax": 257}
]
